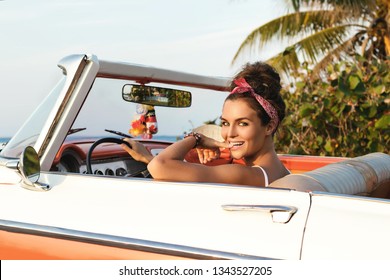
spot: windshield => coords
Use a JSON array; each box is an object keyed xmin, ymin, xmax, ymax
[
  {"xmin": 67, "ymin": 77, "xmax": 227, "ymax": 141},
  {"xmin": 0, "ymin": 77, "xmax": 66, "ymax": 158}
]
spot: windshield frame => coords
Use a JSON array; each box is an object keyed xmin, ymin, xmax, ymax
[{"xmin": 0, "ymin": 55, "xmax": 100, "ymax": 172}]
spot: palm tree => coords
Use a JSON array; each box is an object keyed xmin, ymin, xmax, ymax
[{"xmin": 232, "ymin": 0, "xmax": 390, "ymax": 78}]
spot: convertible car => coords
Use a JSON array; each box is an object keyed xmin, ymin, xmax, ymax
[{"xmin": 0, "ymin": 54, "xmax": 389, "ymax": 260}]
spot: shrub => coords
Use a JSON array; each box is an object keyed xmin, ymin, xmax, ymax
[{"xmin": 276, "ymin": 56, "xmax": 389, "ymax": 157}]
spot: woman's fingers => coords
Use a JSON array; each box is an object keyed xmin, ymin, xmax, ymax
[
  {"xmin": 121, "ymin": 138, "xmax": 152, "ymax": 163},
  {"xmin": 121, "ymin": 142, "xmax": 135, "ymax": 157},
  {"xmin": 121, "ymin": 138, "xmax": 134, "ymax": 153},
  {"xmin": 196, "ymin": 148, "xmax": 205, "ymax": 164},
  {"xmin": 205, "ymin": 149, "xmax": 216, "ymax": 161},
  {"xmin": 215, "ymin": 140, "xmax": 232, "ymax": 149},
  {"xmin": 213, "ymin": 148, "xmax": 221, "ymax": 159},
  {"xmin": 196, "ymin": 148, "xmax": 220, "ymax": 164}
]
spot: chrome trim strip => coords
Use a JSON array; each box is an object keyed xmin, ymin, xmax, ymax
[{"xmin": 0, "ymin": 219, "xmax": 275, "ymax": 260}]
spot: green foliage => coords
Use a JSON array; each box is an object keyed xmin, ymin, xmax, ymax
[
  {"xmin": 275, "ymin": 56, "xmax": 389, "ymax": 156},
  {"xmin": 232, "ymin": 0, "xmax": 390, "ymax": 79}
]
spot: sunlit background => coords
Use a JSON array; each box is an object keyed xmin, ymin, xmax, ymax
[{"xmin": 0, "ymin": 0, "xmax": 286, "ymax": 137}]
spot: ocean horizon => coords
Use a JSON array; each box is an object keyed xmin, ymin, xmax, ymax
[{"xmin": 0, "ymin": 137, "xmax": 10, "ymax": 143}]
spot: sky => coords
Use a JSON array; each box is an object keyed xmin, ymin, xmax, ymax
[{"xmin": 0, "ymin": 0, "xmax": 288, "ymax": 137}]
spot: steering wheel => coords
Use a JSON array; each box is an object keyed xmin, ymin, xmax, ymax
[{"xmin": 86, "ymin": 137, "xmax": 150, "ymax": 177}]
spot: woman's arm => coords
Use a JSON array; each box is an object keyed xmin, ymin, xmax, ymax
[
  {"xmin": 122, "ymin": 135, "xmax": 267, "ymax": 186},
  {"xmin": 149, "ymin": 153, "xmax": 266, "ymax": 186},
  {"xmin": 147, "ymin": 134, "xmax": 245, "ymax": 183},
  {"xmin": 121, "ymin": 136, "xmax": 225, "ymax": 164}
]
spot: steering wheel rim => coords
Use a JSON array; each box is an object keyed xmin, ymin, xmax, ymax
[{"xmin": 86, "ymin": 137, "xmax": 148, "ymax": 177}]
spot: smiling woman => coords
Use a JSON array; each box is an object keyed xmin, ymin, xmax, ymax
[{"xmin": 145, "ymin": 61, "xmax": 290, "ymax": 187}]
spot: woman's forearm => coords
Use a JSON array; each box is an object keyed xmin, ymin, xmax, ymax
[
  {"xmin": 147, "ymin": 136, "xmax": 197, "ymax": 177},
  {"xmin": 152, "ymin": 136, "xmax": 197, "ymax": 161}
]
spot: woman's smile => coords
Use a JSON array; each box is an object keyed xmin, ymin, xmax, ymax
[
  {"xmin": 228, "ymin": 141, "xmax": 245, "ymax": 151},
  {"xmin": 229, "ymin": 141, "xmax": 244, "ymax": 150}
]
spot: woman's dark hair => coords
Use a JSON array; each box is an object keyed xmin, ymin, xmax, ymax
[{"xmin": 226, "ymin": 62, "xmax": 285, "ymax": 132}]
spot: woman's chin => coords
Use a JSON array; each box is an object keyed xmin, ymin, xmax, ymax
[{"xmin": 230, "ymin": 152, "xmax": 244, "ymax": 160}]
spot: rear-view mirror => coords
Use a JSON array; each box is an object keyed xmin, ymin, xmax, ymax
[{"xmin": 122, "ymin": 84, "xmax": 191, "ymax": 107}]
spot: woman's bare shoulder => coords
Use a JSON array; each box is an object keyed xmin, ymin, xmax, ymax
[{"xmin": 208, "ymin": 163, "xmax": 266, "ymax": 187}]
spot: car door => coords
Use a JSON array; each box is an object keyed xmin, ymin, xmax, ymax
[
  {"xmin": 301, "ymin": 192, "xmax": 390, "ymax": 259},
  {"xmin": 0, "ymin": 172, "xmax": 311, "ymax": 260}
]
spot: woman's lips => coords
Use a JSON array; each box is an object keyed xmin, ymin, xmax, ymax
[{"xmin": 229, "ymin": 141, "xmax": 244, "ymax": 151}]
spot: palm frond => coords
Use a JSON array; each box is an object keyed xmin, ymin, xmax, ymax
[
  {"xmin": 262, "ymin": 24, "xmax": 363, "ymax": 79},
  {"xmin": 231, "ymin": 10, "xmax": 365, "ymax": 65},
  {"xmin": 293, "ymin": 0, "xmax": 377, "ymax": 17},
  {"xmin": 266, "ymin": 48, "xmax": 301, "ymax": 78},
  {"xmin": 296, "ymin": 24, "xmax": 359, "ymax": 63},
  {"xmin": 232, "ymin": 0, "xmax": 386, "ymax": 79},
  {"xmin": 311, "ymin": 36, "xmax": 357, "ymax": 78}
]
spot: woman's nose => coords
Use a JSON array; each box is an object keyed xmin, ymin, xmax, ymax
[{"xmin": 226, "ymin": 125, "xmax": 237, "ymax": 138}]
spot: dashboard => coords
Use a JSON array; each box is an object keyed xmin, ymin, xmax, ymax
[{"xmin": 51, "ymin": 138, "xmax": 171, "ymax": 177}]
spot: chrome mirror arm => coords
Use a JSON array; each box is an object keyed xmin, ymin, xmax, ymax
[
  {"xmin": 7, "ymin": 146, "xmax": 52, "ymax": 191},
  {"xmin": 21, "ymin": 181, "xmax": 51, "ymax": 192}
]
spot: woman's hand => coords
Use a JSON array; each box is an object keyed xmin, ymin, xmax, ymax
[
  {"xmin": 196, "ymin": 148, "xmax": 220, "ymax": 164},
  {"xmin": 197, "ymin": 133, "xmax": 231, "ymax": 149},
  {"xmin": 121, "ymin": 138, "xmax": 153, "ymax": 164},
  {"xmin": 195, "ymin": 133, "xmax": 231, "ymax": 164}
]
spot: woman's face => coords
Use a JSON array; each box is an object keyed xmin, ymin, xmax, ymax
[{"xmin": 221, "ymin": 99, "xmax": 269, "ymax": 162}]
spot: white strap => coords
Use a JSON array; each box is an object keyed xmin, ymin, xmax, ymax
[{"xmin": 253, "ymin": 165, "xmax": 269, "ymax": 186}]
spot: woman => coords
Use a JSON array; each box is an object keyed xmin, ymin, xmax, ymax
[{"xmin": 123, "ymin": 62, "xmax": 289, "ymax": 186}]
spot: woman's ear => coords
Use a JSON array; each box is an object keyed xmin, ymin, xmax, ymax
[{"xmin": 265, "ymin": 120, "xmax": 277, "ymax": 136}]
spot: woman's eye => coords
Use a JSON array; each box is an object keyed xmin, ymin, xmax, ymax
[
  {"xmin": 221, "ymin": 121, "xmax": 229, "ymax": 126},
  {"xmin": 239, "ymin": 122, "xmax": 249, "ymax": 126}
]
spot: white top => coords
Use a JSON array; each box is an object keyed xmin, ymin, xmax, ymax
[{"xmin": 253, "ymin": 165, "xmax": 269, "ymax": 186}]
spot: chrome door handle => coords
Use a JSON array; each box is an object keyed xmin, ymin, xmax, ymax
[{"xmin": 222, "ymin": 204, "xmax": 297, "ymax": 223}]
